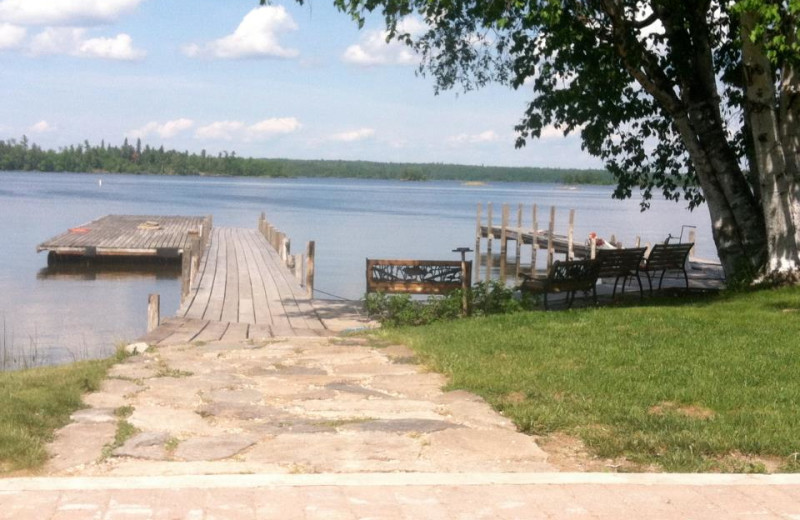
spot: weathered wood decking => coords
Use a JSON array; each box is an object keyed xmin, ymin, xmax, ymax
[
  {"xmin": 141, "ymin": 227, "xmax": 328, "ymax": 345},
  {"xmin": 37, "ymin": 215, "xmax": 208, "ymax": 258}
]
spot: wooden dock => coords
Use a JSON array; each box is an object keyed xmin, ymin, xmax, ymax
[
  {"xmin": 140, "ymin": 224, "xmax": 327, "ymax": 345},
  {"xmin": 39, "ymin": 214, "xmax": 327, "ymax": 345},
  {"xmin": 37, "ymin": 215, "xmax": 210, "ymax": 259}
]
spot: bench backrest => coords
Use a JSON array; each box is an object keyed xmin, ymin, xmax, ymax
[
  {"xmin": 548, "ymin": 259, "xmax": 600, "ymax": 291},
  {"xmin": 596, "ymin": 247, "xmax": 647, "ymax": 277},
  {"xmin": 366, "ymin": 259, "xmax": 471, "ymax": 294},
  {"xmin": 643, "ymin": 243, "xmax": 693, "ymax": 270}
]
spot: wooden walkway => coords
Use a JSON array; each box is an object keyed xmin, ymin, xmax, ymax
[
  {"xmin": 141, "ymin": 227, "xmax": 328, "ymax": 345},
  {"xmin": 37, "ymin": 215, "xmax": 208, "ymax": 258}
]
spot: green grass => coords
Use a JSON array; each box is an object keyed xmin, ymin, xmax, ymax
[
  {"xmin": 379, "ymin": 286, "xmax": 800, "ymax": 472},
  {"xmin": 0, "ymin": 358, "xmax": 117, "ymax": 473}
]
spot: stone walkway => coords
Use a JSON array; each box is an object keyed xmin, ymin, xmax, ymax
[{"xmin": 43, "ymin": 335, "xmax": 551, "ymax": 477}]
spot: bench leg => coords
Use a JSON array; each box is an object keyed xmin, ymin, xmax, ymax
[
  {"xmin": 544, "ymin": 292, "xmax": 550, "ymax": 311},
  {"xmin": 682, "ymin": 267, "xmax": 689, "ymax": 292},
  {"xmin": 635, "ymin": 273, "xmax": 644, "ymax": 300},
  {"xmin": 658, "ymin": 270, "xmax": 667, "ymax": 291}
]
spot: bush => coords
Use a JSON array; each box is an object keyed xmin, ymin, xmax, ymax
[{"xmin": 364, "ymin": 281, "xmax": 536, "ymax": 327}]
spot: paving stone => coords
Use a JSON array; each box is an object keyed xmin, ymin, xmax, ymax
[
  {"xmin": 272, "ymin": 365, "xmax": 327, "ymax": 376},
  {"xmin": 208, "ymin": 388, "xmax": 263, "ymax": 404},
  {"xmin": 70, "ymin": 408, "xmax": 117, "ymax": 424},
  {"xmin": 173, "ymin": 434, "xmax": 260, "ymax": 461},
  {"xmin": 45, "ymin": 422, "xmax": 116, "ymax": 473},
  {"xmin": 325, "ymin": 382, "xmax": 394, "ymax": 398},
  {"xmin": 196, "ymin": 402, "xmax": 274, "ymax": 421},
  {"xmin": 343, "ymin": 418, "xmax": 461, "ymax": 434},
  {"xmin": 113, "ymin": 432, "xmax": 171, "ymax": 461}
]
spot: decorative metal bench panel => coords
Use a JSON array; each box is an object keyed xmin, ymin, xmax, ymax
[{"xmin": 366, "ymin": 259, "xmax": 472, "ymax": 295}]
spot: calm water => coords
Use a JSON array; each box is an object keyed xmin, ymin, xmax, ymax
[{"xmin": 0, "ymin": 171, "xmax": 714, "ymax": 367}]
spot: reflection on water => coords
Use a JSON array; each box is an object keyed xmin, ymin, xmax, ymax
[{"xmin": 0, "ymin": 170, "xmax": 716, "ymax": 369}]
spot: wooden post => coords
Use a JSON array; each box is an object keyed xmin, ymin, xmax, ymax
[
  {"xmin": 547, "ymin": 206, "xmax": 556, "ymax": 269},
  {"xmin": 147, "ymin": 293, "xmax": 160, "ymax": 333},
  {"xmin": 590, "ymin": 238, "xmax": 597, "ymax": 259},
  {"xmin": 688, "ymin": 229, "xmax": 697, "ymax": 259},
  {"xmin": 515, "ymin": 204, "xmax": 522, "ymax": 280},
  {"xmin": 294, "ymin": 254, "xmax": 304, "ymax": 285},
  {"xmin": 486, "ymin": 203, "xmax": 493, "ymax": 282},
  {"xmin": 500, "ymin": 204, "xmax": 509, "ymax": 284},
  {"xmin": 475, "ymin": 203, "xmax": 482, "ymax": 282},
  {"xmin": 181, "ymin": 247, "xmax": 191, "ymax": 303},
  {"xmin": 531, "ymin": 204, "xmax": 538, "ymax": 274},
  {"xmin": 189, "ymin": 235, "xmax": 200, "ymax": 287},
  {"xmin": 635, "ymin": 236, "xmax": 641, "ymax": 248},
  {"xmin": 282, "ymin": 236, "xmax": 290, "ymax": 264},
  {"xmin": 568, "ymin": 209, "xmax": 575, "ymax": 260},
  {"xmin": 305, "ymin": 241, "xmax": 315, "ymax": 298}
]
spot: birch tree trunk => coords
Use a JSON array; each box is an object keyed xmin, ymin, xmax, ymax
[{"xmin": 741, "ymin": 12, "xmax": 800, "ymax": 276}]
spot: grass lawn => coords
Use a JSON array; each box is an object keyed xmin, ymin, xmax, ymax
[
  {"xmin": 377, "ymin": 286, "xmax": 800, "ymax": 472},
  {"xmin": 0, "ymin": 358, "xmax": 115, "ymax": 473}
]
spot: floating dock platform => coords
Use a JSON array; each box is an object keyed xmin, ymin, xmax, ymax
[{"xmin": 37, "ymin": 215, "xmax": 210, "ymax": 260}]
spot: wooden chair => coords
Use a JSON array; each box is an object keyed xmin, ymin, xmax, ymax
[
  {"xmin": 595, "ymin": 247, "xmax": 647, "ymax": 300},
  {"xmin": 639, "ymin": 243, "xmax": 694, "ymax": 294},
  {"xmin": 519, "ymin": 259, "xmax": 600, "ymax": 310}
]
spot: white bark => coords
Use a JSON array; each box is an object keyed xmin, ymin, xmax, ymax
[{"xmin": 741, "ymin": 11, "xmax": 800, "ymax": 275}]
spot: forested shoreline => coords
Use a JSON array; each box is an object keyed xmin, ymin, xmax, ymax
[{"xmin": 0, "ymin": 136, "xmax": 613, "ymax": 184}]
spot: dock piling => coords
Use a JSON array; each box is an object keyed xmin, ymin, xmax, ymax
[
  {"xmin": 147, "ymin": 293, "xmax": 160, "ymax": 332},
  {"xmin": 306, "ymin": 241, "xmax": 315, "ymax": 298},
  {"xmin": 475, "ymin": 203, "xmax": 482, "ymax": 282}
]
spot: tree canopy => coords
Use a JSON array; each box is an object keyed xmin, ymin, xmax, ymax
[{"xmin": 317, "ymin": 0, "xmax": 800, "ymax": 282}]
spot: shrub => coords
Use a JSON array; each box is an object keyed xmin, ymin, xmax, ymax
[{"xmin": 364, "ymin": 281, "xmax": 536, "ymax": 327}]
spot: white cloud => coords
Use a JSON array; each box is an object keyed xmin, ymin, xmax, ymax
[
  {"xmin": 78, "ymin": 33, "xmax": 144, "ymax": 60},
  {"xmin": 447, "ymin": 130, "xmax": 500, "ymax": 145},
  {"xmin": 183, "ymin": 6, "xmax": 298, "ymax": 60},
  {"xmin": 129, "ymin": 119, "xmax": 194, "ymax": 139},
  {"xmin": 328, "ymin": 128, "xmax": 376, "ymax": 142},
  {"xmin": 29, "ymin": 27, "xmax": 145, "ymax": 60},
  {"xmin": 0, "ymin": 0, "xmax": 142, "ymax": 26},
  {"xmin": 29, "ymin": 120, "xmax": 54, "ymax": 133},
  {"xmin": 342, "ymin": 16, "xmax": 423, "ymax": 67},
  {"xmin": 0, "ymin": 22, "xmax": 25, "ymax": 49},
  {"xmin": 194, "ymin": 118, "xmax": 302, "ymax": 141},
  {"xmin": 195, "ymin": 121, "xmax": 245, "ymax": 141},
  {"xmin": 246, "ymin": 118, "xmax": 301, "ymax": 139}
]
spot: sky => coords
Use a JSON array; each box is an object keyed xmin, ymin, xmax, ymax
[{"xmin": 0, "ymin": 0, "xmax": 604, "ymax": 169}]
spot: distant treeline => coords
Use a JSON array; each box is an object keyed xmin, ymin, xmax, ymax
[{"xmin": 0, "ymin": 136, "xmax": 614, "ymax": 184}]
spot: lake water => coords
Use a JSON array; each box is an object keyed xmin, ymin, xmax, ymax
[{"xmin": 0, "ymin": 171, "xmax": 714, "ymax": 368}]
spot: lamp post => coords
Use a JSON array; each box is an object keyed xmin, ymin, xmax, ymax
[{"xmin": 452, "ymin": 247, "xmax": 473, "ymax": 316}]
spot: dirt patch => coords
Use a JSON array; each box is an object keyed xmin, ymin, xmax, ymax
[
  {"xmin": 648, "ymin": 401, "xmax": 715, "ymax": 420},
  {"xmin": 503, "ymin": 392, "xmax": 527, "ymax": 404},
  {"xmin": 536, "ymin": 432, "xmax": 656, "ymax": 473},
  {"xmin": 713, "ymin": 451, "xmax": 785, "ymax": 473}
]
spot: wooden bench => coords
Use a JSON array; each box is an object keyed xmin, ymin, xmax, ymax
[
  {"xmin": 640, "ymin": 243, "xmax": 694, "ymax": 294},
  {"xmin": 595, "ymin": 247, "xmax": 647, "ymax": 299},
  {"xmin": 519, "ymin": 259, "xmax": 599, "ymax": 310}
]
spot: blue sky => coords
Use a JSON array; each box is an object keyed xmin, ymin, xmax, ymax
[{"xmin": 0, "ymin": 0, "xmax": 603, "ymax": 168}]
